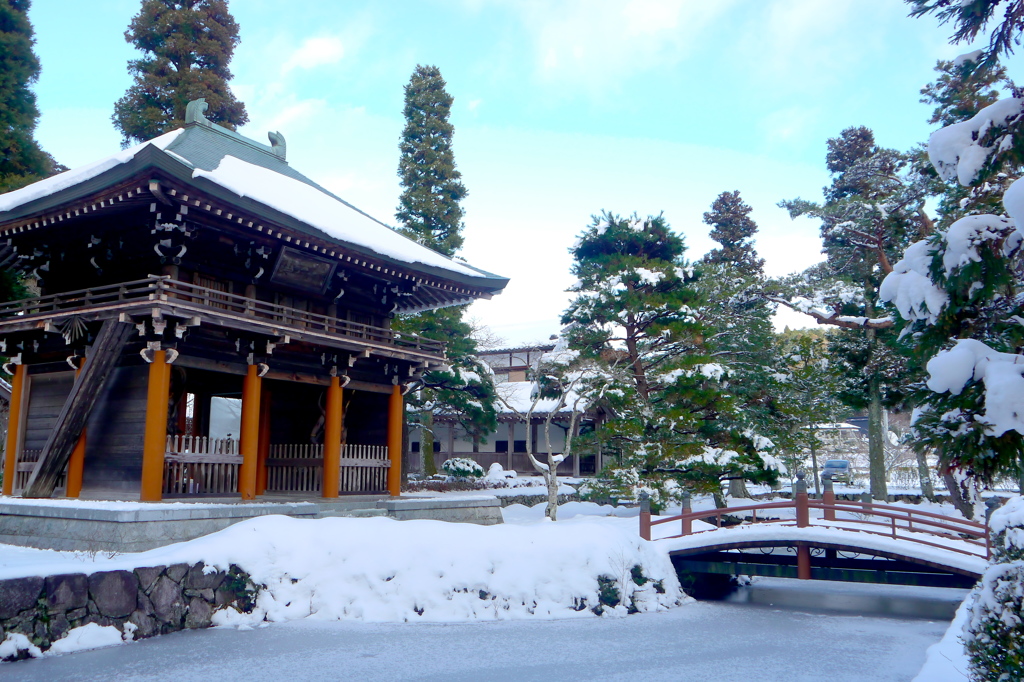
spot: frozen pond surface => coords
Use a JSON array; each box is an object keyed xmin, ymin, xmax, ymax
[{"xmin": 3, "ymin": 588, "xmax": 950, "ymax": 682}]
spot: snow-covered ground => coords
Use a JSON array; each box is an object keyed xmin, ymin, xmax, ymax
[{"xmin": 0, "ymin": 495, "xmax": 976, "ymax": 677}]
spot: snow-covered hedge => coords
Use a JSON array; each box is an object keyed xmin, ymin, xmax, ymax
[
  {"xmin": 965, "ymin": 496, "xmax": 1024, "ymax": 680},
  {"xmin": 442, "ymin": 457, "xmax": 485, "ymax": 479}
]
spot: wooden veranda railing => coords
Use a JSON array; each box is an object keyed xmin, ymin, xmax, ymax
[
  {"xmin": 0, "ymin": 276, "xmax": 444, "ymax": 356},
  {"xmin": 162, "ymin": 437, "xmax": 391, "ymax": 496},
  {"xmin": 163, "ymin": 436, "xmax": 241, "ymax": 496},
  {"xmin": 639, "ymin": 480, "xmax": 990, "ymax": 561},
  {"xmin": 11, "ymin": 448, "xmax": 66, "ymax": 494}
]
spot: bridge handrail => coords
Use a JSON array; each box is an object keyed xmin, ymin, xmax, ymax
[{"xmin": 639, "ymin": 489, "xmax": 990, "ymax": 560}]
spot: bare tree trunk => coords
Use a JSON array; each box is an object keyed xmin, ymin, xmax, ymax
[
  {"xmin": 728, "ymin": 478, "xmax": 750, "ymax": 498},
  {"xmin": 867, "ymin": 373, "xmax": 888, "ymax": 501},
  {"xmin": 421, "ymin": 409, "xmax": 436, "ymax": 477},
  {"xmin": 916, "ymin": 448, "xmax": 935, "ymax": 502},
  {"xmin": 942, "ymin": 470, "xmax": 974, "ymax": 520},
  {"xmin": 810, "ymin": 436, "xmax": 821, "ymax": 497}
]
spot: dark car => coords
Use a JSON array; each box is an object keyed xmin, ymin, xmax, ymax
[{"xmin": 821, "ymin": 459, "xmax": 853, "ymax": 484}]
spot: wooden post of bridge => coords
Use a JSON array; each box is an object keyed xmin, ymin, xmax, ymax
[
  {"xmin": 639, "ymin": 491, "xmax": 651, "ymax": 541},
  {"xmin": 681, "ymin": 491, "xmax": 692, "ymax": 536},
  {"xmin": 795, "ymin": 472, "xmax": 811, "ymax": 580},
  {"xmin": 822, "ymin": 475, "xmax": 835, "ymax": 521}
]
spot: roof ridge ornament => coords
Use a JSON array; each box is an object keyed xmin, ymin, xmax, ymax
[
  {"xmin": 185, "ymin": 98, "xmax": 210, "ymax": 126},
  {"xmin": 268, "ymin": 131, "xmax": 286, "ymax": 161}
]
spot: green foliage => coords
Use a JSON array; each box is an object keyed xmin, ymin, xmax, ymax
[
  {"xmin": 0, "ymin": 0, "xmax": 61, "ymax": 193},
  {"xmin": 113, "ymin": 0, "xmax": 248, "ymax": 145},
  {"xmin": 908, "ymin": 0, "xmax": 1024, "ymax": 63},
  {"xmin": 441, "ymin": 457, "xmax": 484, "ymax": 479},
  {"xmin": 964, "ymin": 500, "xmax": 1024, "ymax": 681},
  {"xmin": 395, "ymin": 64, "xmax": 466, "ymax": 258},
  {"xmin": 702, "ymin": 190, "xmax": 764, "ymax": 273},
  {"xmin": 563, "ymin": 212, "xmax": 782, "ymax": 507}
]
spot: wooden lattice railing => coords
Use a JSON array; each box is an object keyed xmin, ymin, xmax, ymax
[
  {"xmin": 0, "ymin": 276, "xmax": 443, "ymax": 355},
  {"xmin": 11, "ymin": 449, "xmax": 66, "ymax": 493},
  {"xmin": 162, "ymin": 437, "xmax": 390, "ymax": 496}
]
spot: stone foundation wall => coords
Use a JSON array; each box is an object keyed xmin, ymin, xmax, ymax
[{"xmin": 0, "ymin": 562, "xmax": 257, "ymax": 660}]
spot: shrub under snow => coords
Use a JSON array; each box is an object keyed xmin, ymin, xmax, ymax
[
  {"xmin": 965, "ymin": 496, "xmax": 1024, "ymax": 680},
  {"xmin": 441, "ymin": 457, "xmax": 485, "ymax": 479}
]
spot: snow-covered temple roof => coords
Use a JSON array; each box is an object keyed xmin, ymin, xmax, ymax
[{"xmin": 0, "ymin": 111, "xmax": 507, "ymax": 299}]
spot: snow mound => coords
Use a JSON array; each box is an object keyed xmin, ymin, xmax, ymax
[
  {"xmin": 926, "ymin": 339, "xmax": 1024, "ymax": 436},
  {"xmin": 119, "ymin": 515, "xmax": 684, "ymax": 624},
  {"xmin": 46, "ymin": 623, "xmax": 128, "ymax": 656}
]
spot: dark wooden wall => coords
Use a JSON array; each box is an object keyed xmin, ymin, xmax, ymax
[
  {"xmin": 23, "ymin": 372, "xmax": 74, "ymax": 452},
  {"xmin": 81, "ymin": 366, "xmax": 149, "ymax": 494}
]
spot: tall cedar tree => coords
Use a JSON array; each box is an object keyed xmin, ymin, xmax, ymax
[
  {"xmin": 395, "ymin": 65, "xmax": 467, "ymax": 256},
  {"xmin": 908, "ymin": 0, "xmax": 1024, "ymax": 62},
  {"xmin": 0, "ymin": 0, "xmax": 60, "ymax": 193},
  {"xmin": 392, "ymin": 65, "xmax": 494, "ymax": 476},
  {"xmin": 702, "ymin": 191, "xmax": 765, "ymax": 273},
  {"xmin": 113, "ymin": 0, "xmax": 248, "ymax": 146}
]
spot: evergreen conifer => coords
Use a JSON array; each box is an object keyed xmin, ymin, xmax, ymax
[
  {"xmin": 113, "ymin": 0, "xmax": 248, "ymax": 146},
  {"xmin": 391, "ymin": 65, "xmax": 493, "ymax": 477},
  {"xmin": 395, "ymin": 64, "xmax": 467, "ymax": 256},
  {"xmin": 0, "ymin": 0, "xmax": 60, "ymax": 193},
  {"xmin": 702, "ymin": 190, "xmax": 764, "ymax": 273}
]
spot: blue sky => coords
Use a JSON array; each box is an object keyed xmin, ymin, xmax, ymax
[{"xmin": 26, "ymin": 0, "xmax": 1019, "ymax": 344}]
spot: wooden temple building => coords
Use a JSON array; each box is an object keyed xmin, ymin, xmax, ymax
[{"xmin": 0, "ymin": 100, "xmax": 507, "ymax": 502}]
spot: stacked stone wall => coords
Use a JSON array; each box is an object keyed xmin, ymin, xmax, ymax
[{"xmin": 0, "ymin": 562, "xmax": 257, "ymax": 660}]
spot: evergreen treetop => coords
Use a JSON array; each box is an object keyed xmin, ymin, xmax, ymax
[
  {"xmin": 702, "ymin": 190, "xmax": 764, "ymax": 273},
  {"xmin": 113, "ymin": 0, "xmax": 248, "ymax": 146},
  {"xmin": 0, "ymin": 0, "xmax": 60, "ymax": 193},
  {"xmin": 395, "ymin": 64, "xmax": 467, "ymax": 258}
]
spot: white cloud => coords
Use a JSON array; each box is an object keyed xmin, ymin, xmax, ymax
[
  {"xmin": 499, "ymin": 0, "xmax": 735, "ymax": 93},
  {"xmin": 281, "ymin": 36, "xmax": 346, "ymax": 74}
]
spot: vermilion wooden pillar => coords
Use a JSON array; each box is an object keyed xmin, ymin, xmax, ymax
[
  {"xmin": 256, "ymin": 389, "xmax": 271, "ymax": 495},
  {"xmin": 239, "ymin": 365, "xmax": 261, "ymax": 501},
  {"xmin": 65, "ymin": 362, "xmax": 88, "ymax": 498},
  {"xmin": 322, "ymin": 377, "xmax": 343, "ymax": 498},
  {"xmin": 140, "ymin": 351, "xmax": 171, "ymax": 502},
  {"xmin": 2, "ymin": 364, "xmax": 26, "ymax": 496},
  {"xmin": 386, "ymin": 383, "xmax": 403, "ymax": 496}
]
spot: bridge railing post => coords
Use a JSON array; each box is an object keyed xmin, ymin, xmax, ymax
[
  {"xmin": 795, "ymin": 472, "xmax": 809, "ymax": 528},
  {"xmin": 639, "ymin": 491, "xmax": 651, "ymax": 541},
  {"xmin": 681, "ymin": 491, "xmax": 692, "ymax": 536},
  {"xmin": 822, "ymin": 475, "xmax": 835, "ymax": 521}
]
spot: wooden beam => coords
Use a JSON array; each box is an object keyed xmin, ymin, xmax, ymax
[
  {"xmin": 322, "ymin": 377, "xmax": 342, "ymax": 498},
  {"xmin": 1, "ymin": 364, "xmax": 26, "ymax": 496},
  {"xmin": 239, "ymin": 364, "xmax": 261, "ymax": 500},
  {"xmin": 140, "ymin": 350, "xmax": 172, "ymax": 501},
  {"xmin": 23, "ymin": 320, "xmax": 133, "ymax": 498},
  {"xmin": 387, "ymin": 383, "xmax": 403, "ymax": 496}
]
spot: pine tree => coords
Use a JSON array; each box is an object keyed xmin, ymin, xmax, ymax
[
  {"xmin": 778, "ymin": 127, "xmax": 924, "ymax": 501},
  {"xmin": 908, "ymin": 0, "xmax": 1024, "ymax": 62},
  {"xmin": 702, "ymin": 190, "xmax": 765, "ymax": 273},
  {"xmin": 391, "ymin": 65, "xmax": 493, "ymax": 477},
  {"xmin": 395, "ymin": 65, "xmax": 467, "ymax": 256},
  {"xmin": 113, "ymin": 0, "xmax": 248, "ymax": 146},
  {"xmin": 565, "ymin": 212, "xmax": 782, "ymax": 510},
  {"xmin": 0, "ymin": 0, "xmax": 60, "ymax": 193}
]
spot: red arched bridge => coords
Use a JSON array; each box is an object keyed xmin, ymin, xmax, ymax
[{"xmin": 639, "ymin": 483, "xmax": 989, "ymax": 589}]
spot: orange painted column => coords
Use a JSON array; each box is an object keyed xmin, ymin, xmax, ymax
[
  {"xmin": 322, "ymin": 377, "xmax": 343, "ymax": 498},
  {"xmin": 140, "ymin": 351, "xmax": 172, "ymax": 502},
  {"xmin": 239, "ymin": 364, "xmax": 262, "ymax": 500},
  {"xmin": 65, "ymin": 364, "xmax": 88, "ymax": 498},
  {"xmin": 2, "ymin": 364, "xmax": 26, "ymax": 496},
  {"xmin": 256, "ymin": 389, "xmax": 271, "ymax": 495},
  {"xmin": 386, "ymin": 383, "xmax": 403, "ymax": 497}
]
